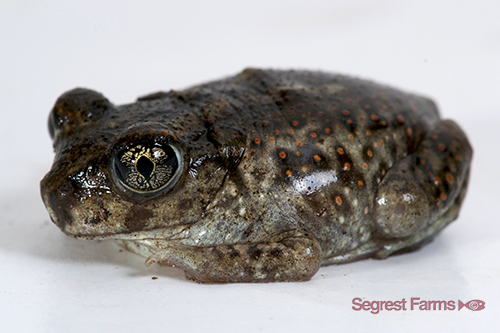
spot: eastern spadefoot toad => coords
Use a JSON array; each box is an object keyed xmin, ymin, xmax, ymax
[{"xmin": 41, "ymin": 69, "xmax": 472, "ymax": 283}]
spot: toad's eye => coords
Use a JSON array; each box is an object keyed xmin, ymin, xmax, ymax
[{"xmin": 113, "ymin": 143, "xmax": 181, "ymax": 194}]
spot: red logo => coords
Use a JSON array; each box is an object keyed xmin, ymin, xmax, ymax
[{"xmin": 458, "ymin": 300, "xmax": 485, "ymax": 311}]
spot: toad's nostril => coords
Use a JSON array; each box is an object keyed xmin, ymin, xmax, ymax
[{"xmin": 42, "ymin": 181, "xmax": 75, "ymax": 230}]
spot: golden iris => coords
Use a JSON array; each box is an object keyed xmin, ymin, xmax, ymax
[{"xmin": 114, "ymin": 143, "xmax": 180, "ymax": 193}]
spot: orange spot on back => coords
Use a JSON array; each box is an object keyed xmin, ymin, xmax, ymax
[
  {"xmin": 363, "ymin": 163, "xmax": 368, "ymax": 169},
  {"xmin": 371, "ymin": 114, "xmax": 379, "ymax": 121},
  {"xmin": 380, "ymin": 141, "xmax": 384, "ymax": 146},
  {"xmin": 336, "ymin": 197, "xmax": 342, "ymax": 205},
  {"xmin": 279, "ymin": 152, "xmax": 286, "ymax": 159},
  {"xmin": 302, "ymin": 167, "xmax": 307, "ymax": 172},
  {"xmin": 286, "ymin": 170, "xmax": 292, "ymax": 177},
  {"xmin": 310, "ymin": 132, "xmax": 317, "ymax": 138},
  {"xmin": 270, "ymin": 137, "xmax": 275, "ymax": 142},
  {"xmin": 441, "ymin": 193, "xmax": 447, "ymax": 200},
  {"xmin": 292, "ymin": 121, "xmax": 299, "ymax": 126},
  {"xmin": 295, "ymin": 151, "xmax": 301, "ymax": 156},
  {"xmin": 254, "ymin": 139, "xmax": 260, "ymax": 144},
  {"xmin": 297, "ymin": 142, "xmax": 303, "ymax": 146},
  {"xmin": 342, "ymin": 110, "xmax": 349, "ymax": 116},
  {"xmin": 347, "ymin": 120, "xmax": 352, "ymax": 124},
  {"xmin": 397, "ymin": 116, "xmax": 404, "ymax": 122},
  {"xmin": 344, "ymin": 163, "xmax": 350, "ymax": 170},
  {"xmin": 263, "ymin": 122, "xmax": 268, "ymax": 126},
  {"xmin": 314, "ymin": 155, "xmax": 321, "ymax": 162},
  {"xmin": 367, "ymin": 150, "xmax": 373, "ymax": 157},
  {"xmin": 348, "ymin": 134, "xmax": 354, "ymax": 140},
  {"xmin": 447, "ymin": 174, "xmax": 453, "ymax": 182},
  {"xmin": 161, "ymin": 131, "xmax": 167, "ymax": 136},
  {"xmin": 366, "ymin": 131, "xmax": 371, "ymax": 136},
  {"xmin": 359, "ymin": 116, "xmax": 365, "ymax": 120},
  {"xmin": 275, "ymin": 130, "xmax": 280, "ymax": 135},
  {"xmin": 438, "ymin": 144, "xmax": 446, "ymax": 151},
  {"xmin": 358, "ymin": 181, "xmax": 363, "ymax": 187},
  {"xmin": 434, "ymin": 177, "xmax": 440, "ymax": 185},
  {"xmin": 288, "ymin": 129, "xmax": 294, "ymax": 134},
  {"xmin": 407, "ymin": 128, "xmax": 412, "ymax": 136},
  {"xmin": 337, "ymin": 148, "xmax": 344, "ymax": 154},
  {"xmin": 325, "ymin": 128, "xmax": 331, "ymax": 133}
]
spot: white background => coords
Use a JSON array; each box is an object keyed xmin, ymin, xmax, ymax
[{"xmin": 1, "ymin": 1, "xmax": 499, "ymax": 331}]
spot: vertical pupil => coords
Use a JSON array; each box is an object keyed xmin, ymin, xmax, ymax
[{"xmin": 136, "ymin": 156, "xmax": 154, "ymax": 179}]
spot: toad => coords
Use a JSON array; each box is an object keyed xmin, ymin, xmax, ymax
[{"xmin": 41, "ymin": 69, "xmax": 472, "ymax": 283}]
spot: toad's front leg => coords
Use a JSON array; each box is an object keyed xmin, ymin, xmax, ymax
[{"xmin": 144, "ymin": 230, "xmax": 322, "ymax": 283}]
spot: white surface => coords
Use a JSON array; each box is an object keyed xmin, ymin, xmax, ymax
[{"xmin": 1, "ymin": 1, "xmax": 499, "ymax": 331}]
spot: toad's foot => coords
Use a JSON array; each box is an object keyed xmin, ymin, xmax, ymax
[{"xmin": 127, "ymin": 230, "xmax": 322, "ymax": 283}]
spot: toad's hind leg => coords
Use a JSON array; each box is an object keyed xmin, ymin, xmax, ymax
[
  {"xmin": 321, "ymin": 170, "xmax": 469, "ymax": 265},
  {"xmin": 140, "ymin": 230, "xmax": 322, "ymax": 283},
  {"xmin": 371, "ymin": 119, "xmax": 472, "ymax": 256},
  {"xmin": 373, "ymin": 167, "xmax": 469, "ymax": 258},
  {"xmin": 322, "ymin": 120, "xmax": 471, "ymax": 265}
]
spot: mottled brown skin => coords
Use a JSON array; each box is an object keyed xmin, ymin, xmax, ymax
[{"xmin": 40, "ymin": 69, "xmax": 472, "ymax": 283}]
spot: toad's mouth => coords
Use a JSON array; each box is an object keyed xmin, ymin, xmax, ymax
[
  {"xmin": 62, "ymin": 221, "xmax": 191, "ymax": 241},
  {"xmin": 41, "ymin": 183, "xmax": 191, "ymax": 242}
]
